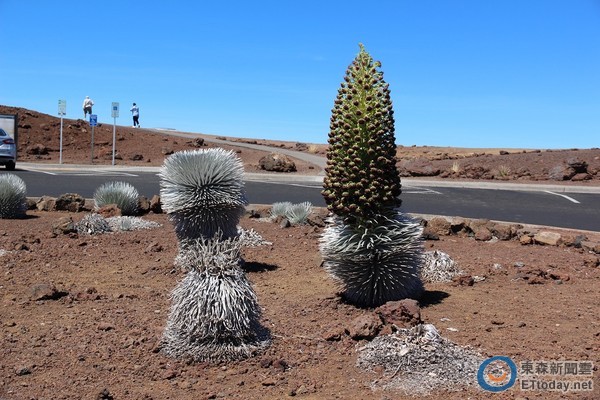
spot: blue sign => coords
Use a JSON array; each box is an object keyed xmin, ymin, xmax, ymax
[{"xmin": 89, "ymin": 114, "xmax": 98, "ymax": 126}]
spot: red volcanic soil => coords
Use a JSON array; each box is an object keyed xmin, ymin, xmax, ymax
[{"xmin": 0, "ymin": 105, "xmax": 599, "ymax": 399}]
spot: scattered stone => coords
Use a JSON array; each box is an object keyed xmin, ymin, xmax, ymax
[
  {"xmin": 452, "ymin": 275, "xmax": 475, "ymax": 286},
  {"xmin": 15, "ymin": 366, "xmax": 32, "ymax": 376},
  {"xmin": 571, "ymin": 173, "xmax": 591, "ymax": 181},
  {"xmin": 519, "ymin": 235, "xmax": 533, "ymax": 245},
  {"xmin": 548, "ymin": 165, "xmax": 576, "ymax": 180},
  {"xmin": 473, "ymin": 227, "xmax": 493, "ymax": 241},
  {"xmin": 424, "ymin": 217, "xmax": 451, "ymax": 236},
  {"xmin": 323, "ymin": 327, "xmax": 343, "ymax": 341},
  {"xmin": 96, "ymin": 388, "xmax": 114, "ymax": 400},
  {"xmin": 55, "ymin": 193, "xmax": 86, "ymax": 212},
  {"xmin": 279, "ymin": 219, "xmax": 291, "ymax": 228},
  {"xmin": 51, "ymin": 217, "xmax": 76, "ymax": 235},
  {"xmin": 74, "ymin": 287, "xmax": 101, "ymax": 301},
  {"xmin": 37, "ymin": 196, "xmax": 56, "ymax": 211},
  {"xmin": 97, "ymin": 204, "xmax": 122, "ymax": 218},
  {"xmin": 347, "ymin": 314, "xmax": 382, "ymax": 340},
  {"xmin": 130, "ymin": 154, "xmax": 144, "ymax": 161},
  {"xmin": 533, "ymin": 231, "xmax": 562, "ymax": 246},
  {"xmin": 138, "ymin": 196, "xmax": 151, "ymax": 214},
  {"xmin": 260, "ymin": 357, "xmax": 273, "ymax": 368},
  {"xmin": 145, "ymin": 242, "xmax": 163, "ymax": 253},
  {"xmin": 583, "ymin": 255, "xmax": 599, "ymax": 268},
  {"xmin": 97, "ymin": 322, "xmax": 115, "ymax": 331},
  {"xmin": 30, "ymin": 283, "xmax": 68, "ymax": 301},
  {"xmin": 149, "ymin": 195, "xmax": 162, "ymax": 214},
  {"xmin": 375, "ymin": 299, "xmax": 421, "ymax": 328},
  {"xmin": 295, "ymin": 142, "xmax": 308, "ymax": 151},
  {"xmin": 273, "ymin": 359, "xmax": 288, "ymax": 372},
  {"xmin": 259, "ymin": 153, "xmax": 297, "ymax": 172},
  {"xmin": 26, "ymin": 143, "xmax": 48, "ymax": 155},
  {"xmin": 581, "ymin": 241, "xmax": 600, "ymax": 254},
  {"xmin": 491, "ymin": 224, "xmax": 515, "ymax": 240}
]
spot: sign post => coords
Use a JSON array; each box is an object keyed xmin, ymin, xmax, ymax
[
  {"xmin": 111, "ymin": 102, "xmax": 119, "ymax": 166},
  {"xmin": 89, "ymin": 114, "xmax": 97, "ymax": 164},
  {"xmin": 58, "ymin": 100, "xmax": 66, "ymax": 164}
]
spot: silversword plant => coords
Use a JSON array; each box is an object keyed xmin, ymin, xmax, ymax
[
  {"xmin": 94, "ymin": 181, "xmax": 139, "ymax": 216},
  {"xmin": 159, "ymin": 148, "xmax": 247, "ymax": 241},
  {"xmin": 320, "ymin": 44, "xmax": 424, "ymax": 307},
  {"xmin": 0, "ymin": 173, "xmax": 27, "ymax": 219},
  {"xmin": 159, "ymin": 148, "xmax": 269, "ymax": 362}
]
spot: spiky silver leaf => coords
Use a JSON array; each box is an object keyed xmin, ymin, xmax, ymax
[
  {"xmin": 320, "ymin": 210, "xmax": 424, "ymax": 307},
  {"xmin": 270, "ymin": 202, "xmax": 293, "ymax": 218},
  {"xmin": 286, "ymin": 201, "xmax": 313, "ymax": 225},
  {"xmin": 93, "ymin": 181, "xmax": 139, "ymax": 216},
  {"xmin": 0, "ymin": 173, "xmax": 27, "ymax": 219},
  {"xmin": 163, "ymin": 237, "xmax": 269, "ymax": 362},
  {"xmin": 159, "ymin": 149, "xmax": 247, "ymax": 241},
  {"xmin": 175, "ymin": 236, "xmax": 244, "ymax": 273}
]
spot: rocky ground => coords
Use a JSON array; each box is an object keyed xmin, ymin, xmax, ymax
[{"xmin": 0, "ymin": 105, "xmax": 599, "ymax": 399}]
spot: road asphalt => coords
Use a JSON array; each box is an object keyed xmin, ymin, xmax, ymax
[{"xmin": 16, "ymin": 161, "xmax": 600, "ymax": 195}]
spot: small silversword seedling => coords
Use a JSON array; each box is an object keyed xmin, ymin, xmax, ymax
[
  {"xmin": 93, "ymin": 181, "xmax": 139, "ymax": 216},
  {"xmin": 0, "ymin": 173, "xmax": 27, "ymax": 219}
]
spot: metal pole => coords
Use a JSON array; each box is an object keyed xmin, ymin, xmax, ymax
[
  {"xmin": 91, "ymin": 125, "xmax": 94, "ymax": 164},
  {"xmin": 59, "ymin": 116, "xmax": 63, "ymax": 164},
  {"xmin": 112, "ymin": 117, "xmax": 116, "ymax": 165}
]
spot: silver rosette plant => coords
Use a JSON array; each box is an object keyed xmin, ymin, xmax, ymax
[
  {"xmin": 320, "ymin": 44, "xmax": 424, "ymax": 307},
  {"xmin": 159, "ymin": 148, "xmax": 269, "ymax": 362},
  {"xmin": 93, "ymin": 181, "xmax": 139, "ymax": 216},
  {"xmin": 159, "ymin": 148, "xmax": 248, "ymax": 241},
  {"xmin": 0, "ymin": 173, "xmax": 27, "ymax": 219}
]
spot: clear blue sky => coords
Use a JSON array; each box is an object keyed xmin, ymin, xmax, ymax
[{"xmin": 1, "ymin": 0, "xmax": 598, "ymax": 148}]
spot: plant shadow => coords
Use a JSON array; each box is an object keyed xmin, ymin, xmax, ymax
[
  {"xmin": 242, "ymin": 261, "xmax": 278, "ymax": 273},
  {"xmin": 419, "ymin": 290, "xmax": 450, "ymax": 308}
]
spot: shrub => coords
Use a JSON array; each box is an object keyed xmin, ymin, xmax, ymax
[
  {"xmin": 270, "ymin": 201, "xmax": 313, "ymax": 225},
  {"xmin": 0, "ymin": 174, "xmax": 27, "ymax": 219},
  {"xmin": 94, "ymin": 181, "xmax": 139, "ymax": 216},
  {"xmin": 286, "ymin": 201, "xmax": 313, "ymax": 225},
  {"xmin": 159, "ymin": 148, "xmax": 268, "ymax": 362},
  {"xmin": 319, "ymin": 44, "xmax": 424, "ymax": 307},
  {"xmin": 159, "ymin": 148, "xmax": 247, "ymax": 241},
  {"xmin": 270, "ymin": 201, "xmax": 293, "ymax": 218},
  {"xmin": 163, "ymin": 237, "xmax": 269, "ymax": 362}
]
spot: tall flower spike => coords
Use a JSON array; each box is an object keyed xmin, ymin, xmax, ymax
[{"xmin": 322, "ymin": 43, "xmax": 401, "ymax": 226}]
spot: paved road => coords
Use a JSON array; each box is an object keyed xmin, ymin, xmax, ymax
[{"xmin": 6, "ymin": 165, "xmax": 600, "ymax": 232}]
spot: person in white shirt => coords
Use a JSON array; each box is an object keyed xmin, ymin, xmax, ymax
[
  {"xmin": 82, "ymin": 96, "xmax": 94, "ymax": 118},
  {"xmin": 130, "ymin": 103, "xmax": 140, "ymax": 128}
]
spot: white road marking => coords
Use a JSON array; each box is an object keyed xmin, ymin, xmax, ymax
[
  {"xmin": 403, "ymin": 186, "xmax": 443, "ymax": 195},
  {"xmin": 30, "ymin": 170, "xmax": 138, "ymax": 177},
  {"xmin": 543, "ymin": 190, "xmax": 580, "ymax": 204}
]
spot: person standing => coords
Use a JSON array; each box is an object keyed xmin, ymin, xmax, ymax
[
  {"xmin": 130, "ymin": 102, "xmax": 140, "ymax": 128},
  {"xmin": 82, "ymin": 96, "xmax": 94, "ymax": 118}
]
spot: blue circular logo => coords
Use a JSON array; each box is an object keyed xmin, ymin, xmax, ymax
[{"xmin": 477, "ymin": 356, "xmax": 517, "ymax": 392}]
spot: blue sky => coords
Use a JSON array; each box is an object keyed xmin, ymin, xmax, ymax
[{"xmin": 1, "ymin": 0, "xmax": 598, "ymax": 148}]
